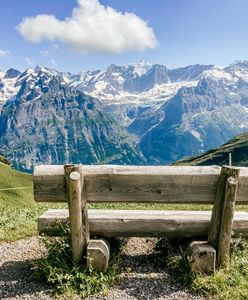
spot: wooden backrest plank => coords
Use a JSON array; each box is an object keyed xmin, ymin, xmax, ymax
[{"xmin": 33, "ymin": 165, "xmax": 248, "ymax": 204}]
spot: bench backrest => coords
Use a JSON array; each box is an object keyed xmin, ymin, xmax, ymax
[{"xmin": 34, "ymin": 165, "xmax": 248, "ymax": 204}]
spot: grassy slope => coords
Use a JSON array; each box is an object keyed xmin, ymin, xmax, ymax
[
  {"xmin": 0, "ymin": 162, "xmax": 53, "ymax": 242},
  {"xmin": 173, "ymin": 131, "xmax": 248, "ymax": 166},
  {"xmin": 0, "ymin": 162, "xmax": 33, "ymax": 208}
]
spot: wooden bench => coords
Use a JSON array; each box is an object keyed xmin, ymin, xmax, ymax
[{"xmin": 34, "ymin": 164, "xmax": 248, "ymax": 272}]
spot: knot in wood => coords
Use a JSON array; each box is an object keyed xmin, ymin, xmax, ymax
[{"xmin": 70, "ymin": 171, "xmax": 81, "ymax": 181}]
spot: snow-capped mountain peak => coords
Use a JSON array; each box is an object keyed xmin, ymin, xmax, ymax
[
  {"xmin": 202, "ymin": 68, "xmax": 236, "ymax": 83},
  {"xmin": 133, "ymin": 59, "xmax": 151, "ymax": 76},
  {"xmin": 0, "ymin": 69, "xmax": 21, "ymax": 109}
]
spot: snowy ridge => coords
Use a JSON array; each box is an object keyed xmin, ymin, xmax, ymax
[
  {"xmin": 133, "ymin": 59, "xmax": 151, "ymax": 76},
  {"xmin": 87, "ymin": 80, "xmax": 198, "ymax": 104},
  {"xmin": 66, "ymin": 60, "xmax": 210, "ymax": 105},
  {"xmin": 1, "ymin": 59, "xmax": 248, "ymax": 112},
  {"xmin": 0, "ymin": 66, "xmax": 64, "ymax": 110},
  {"xmin": 0, "ymin": 71, "xmax": 20, "ymax": 106}
]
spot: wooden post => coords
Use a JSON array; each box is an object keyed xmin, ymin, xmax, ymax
[
  {"xmin": 208, "ymin": 166, "xmax": 240, "ymax": 249},
  {"xmin": 64, "ymin": 164, "xmax": 89, "ymax": 265},
  {"xmin": 217, "ymin": 175, "xmax": 239, "ymax": 267}
]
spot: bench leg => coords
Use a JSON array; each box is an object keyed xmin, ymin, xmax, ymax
[
  {"xmin": 87, "ymin": 239, "xmax": 110, "ymax": 272},
  {"xmin": 187, "ymin": 241, "xmax": 216, "ymax": 274},
  {"xmin": 64, "ymin": 164, "xmax": 89, "ymax": 265}
]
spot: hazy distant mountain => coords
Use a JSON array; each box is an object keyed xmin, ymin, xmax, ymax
[
  {"xmin": 139, "ymin": 61, "xmax": 248, "ymax": 164},
  {"xmin": 67, "ymin": 60, "xmax": 213, "ymax": 96},
  {"xmin": 65, "ymin": 61, "xmax": 212, "ymax": 126}
]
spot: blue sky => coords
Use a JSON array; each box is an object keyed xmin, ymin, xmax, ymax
[{"xmin": 1, "ymin": 0, "xmax": 248, "ymax": 73}]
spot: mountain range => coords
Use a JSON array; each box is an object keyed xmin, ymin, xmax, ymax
[
  {"xmin": 0, "ymin": 67, "xmax": 144, "ymax": 171},
  {"xmin": 0, "ymin": 60, "xmax": 248, "ymax": 171}
]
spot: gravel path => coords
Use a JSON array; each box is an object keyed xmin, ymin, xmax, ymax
[{"xmin": 0, "ymin": 237, "xmax": 205, "ymax": 300}]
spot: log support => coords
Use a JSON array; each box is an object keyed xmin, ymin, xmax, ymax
[
  {"xmin": 64, "ymin": 164, "xmax": 89, "ymax": 265},
  {"xmin": 217, "ymin": 176, "xmax": 239, "ymax": 267},
  {"xmin": 208, "ymin": 166, "xmax": 240, "ymax": 268},
  {"xmin": 187, "ymin": 241, "xmax": 216, "ymax": 274},
  {"xmin": 38, "ymin": 209, "xmax": 248, "ymax": 238},
  {"xmin": 87, "ymin": 239, "xmax": 110, "ymax": 272}
]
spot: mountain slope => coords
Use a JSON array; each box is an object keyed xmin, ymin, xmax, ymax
[
  {"xmin": 68, "ymin": 61, "xmax": 212, "ymax": 100},
  {"xmin": 173, "ymin": 131, "xmax": 248, "ymax": 166},
  {"xmin": 140, "ymin": 63, "xmax": 248, "ymax": 164},
  {"xmin": 0, "ymin": 68, "xmax": 21, "ymax": 111},
  {"xmin": 1, "ymin": 61, "xmax": 248, "ymax": 168},
  {"xmin": 0, "ymin": 69, "xmax": 144, "ymax": 171}
]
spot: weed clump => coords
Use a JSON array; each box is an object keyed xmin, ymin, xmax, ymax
[
  {"xmin": 34, "ymin": 232, "xmax": 121, "ymax": 297},
  {"xmin": 166, "ymin": 238, "xmax": 248, "ymax": 300}
]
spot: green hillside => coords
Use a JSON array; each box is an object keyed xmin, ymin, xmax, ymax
[
  {"xmin": 174, "ymin": 131, "xmax": 248, "ymax": 166},
  {"xmin": 0, "ymin": 161, "xmax": 33, "ymax": 208},
  {"xmin": 0, "ymin": 159, "xmax": 45, "ymax": 242}
]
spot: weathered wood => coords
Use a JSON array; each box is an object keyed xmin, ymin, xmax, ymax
[
  {"xmin": 33, "ymin": 165, "xmax": 248, "ymax": 204},
  {"xmin": 64, "ymin": 165, "xmax": 89, "ymax": 265},
  {"xmin": 208, "ymin": 166, "xmax": 240, "ymax": 249},
  {"xmin": 187, "ymin": 241, "xmax": 216, "ymax": 274},
  {"xmin": 67, "ymin": 168, "xmax": 83, "ymax": 265},
  {"xmin": 38, "ymin": 209, "xmax": 248, "ymax": 238},
  {"xmin": 217, "ymin": 175, "xmax": 239, "ymax": 267},
  {"xmin": 87, "ymin": 239, "xmax": 110, "ymax": 272}
]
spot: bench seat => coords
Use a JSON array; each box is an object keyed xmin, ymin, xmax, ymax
[{"xmin": 38, "ymin": 209, "xmax": 248, "ymax": 239}]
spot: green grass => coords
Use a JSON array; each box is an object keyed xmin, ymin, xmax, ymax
[
  {"xmin": 0, "ymin": 204, "xmax": 49, "ymax": 242},
  {"xmin": 34, "ymin": 231, "xmax": 122, "ymax": 298},
  {"xmin": 0, "ymin": 162, "xmax": 64, "ymax": 242},
  {"xmin": 166, "ymin": 238, "xmax": 248, "ymax": 300},
  {"xmin": 0, "ymin": 162, "xmax": 33, "ymax": 208}
]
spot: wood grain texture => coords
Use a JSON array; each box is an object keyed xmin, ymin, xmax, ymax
[
  {"xmin": 217, "ymin": 175, "xmax": 239, "ymax": 267},
  {"xmin": 87, "ymin": 239, "xmax": 110, "ymax": 272},
  {"xmin": 187, "ymin": 241, "xmax": 216, "ymax": 274},
  {"xmin": 208, "ymin": 166, "xmax": 240, "ymax": 248},
  {"xmin": 38, "ymin": 209, "xmax": 248, "ymax": 238},
  {"xmin": 64, "ymin": 165, "xmax": 85, "ymax": 265},
  {"xmin": 33, "ymin": 165, "xmax": 248, "ymax": 204}
]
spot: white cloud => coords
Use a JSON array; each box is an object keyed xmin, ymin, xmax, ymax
[
  {"xmin": 0, "ymin": 49, "xmax": 10, "ymax": 58},
  {"xmin": 25, "ymin": 57, "xmax": 34, "ymax": 66},
  {"xmin": 17, "ymin": 0, "xmax": 158, "ymax": 55},
  {"xmin": 40, "ymin": 50, "xmax": 50, "ymax": 57},
  {"xmin": 51, "ymin": 58, "xmax": 57, "ymax": 67},
  {"xmin": 40, "ymin": 48, "xmax": 57, "ymax": 67}
]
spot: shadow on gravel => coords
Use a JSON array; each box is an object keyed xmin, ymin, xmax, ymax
[
  {"xmin": 120, "ymin": 253, "xmax": 165, "ymax": 273},
  {"xmin": 0, "ymin": 259, "xmax": 51, "ymax": 299},
  {"xmin": 115, "ymin": 274, "xmax": 189, "ymax": 300},
  {"xmin": 112, "ymin": 237, "xmax": 197, "ymax": 300}
]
